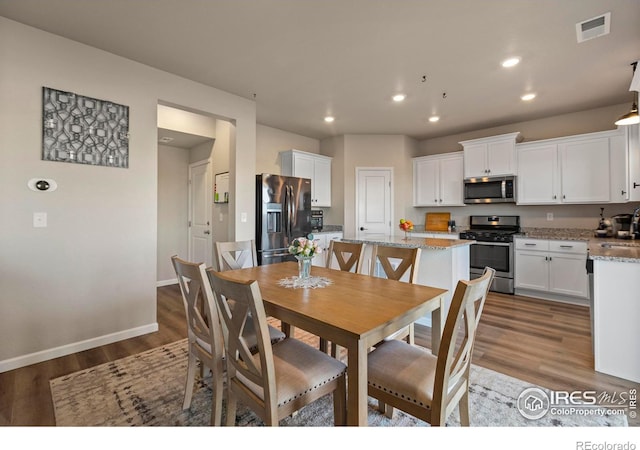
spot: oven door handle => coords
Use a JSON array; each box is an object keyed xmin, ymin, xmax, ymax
[{"xmin": 472, "ymin": 241, "xmax": 512, "ymax": 247}]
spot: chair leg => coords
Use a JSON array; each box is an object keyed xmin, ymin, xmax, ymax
[
  {"xmin": 459, "ymin": 391, "xmax": 470, "ymax": 426},
  {"xmin": 377, "ymin": 399, "xmax": 394, "ymax": 419},
  {"xmin": 183, "ymin": 351, "xmax": 197, "ymax": 410},
  {"xmin": 225, "ymin": 387, "xmax": 238, "ymax": 426},
  {"xmin": 333, "ymin": 375, "xmax": 347, "ymax": 426},
  {"xmin": 210, "ymin": 364, "xmax": 224, "ymax": 426},
  {"xmin": 406, "ymin": 323, "xmax": 415, "ymax": 345},
  {"xmin": 319, "ymin": 337, "xmax": 329, "ymax": 353}
]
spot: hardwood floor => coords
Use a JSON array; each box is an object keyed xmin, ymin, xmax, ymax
[{"xmin": 1, "ymin": 285, "xmax": 637, "ymax": 426}]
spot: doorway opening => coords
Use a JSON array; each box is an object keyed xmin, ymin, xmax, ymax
[{"xmin": 156, "ymin": 104, "xmax": 233, "ymax": 286}]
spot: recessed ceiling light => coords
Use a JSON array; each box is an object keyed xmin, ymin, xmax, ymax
[
  {"xmin": 501, "ymin": 57, "xmax": 521, "ymax": 68},
  {"xmin": 521, "ymin": 93, "xmax": 536, "ymax": 101},
  {"xmin": 324, "ymin": 116, "xmax": 335, "ymax": 123},
  {"xmin": 392, "ymin": 94, "xmax": 406, "ymax": 102},
  {"xmin": 429, "ymin": 116, "xmax": 440, "ymax": 123}
]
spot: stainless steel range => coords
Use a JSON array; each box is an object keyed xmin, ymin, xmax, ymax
[{"xmin": 459, "ymin": 215, "xmax": 521, "ymax": 294}]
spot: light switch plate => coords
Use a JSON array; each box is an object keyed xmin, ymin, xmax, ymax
[{"xmin": 33, "ymin": 212, "xmax": 47, "ymax": 228}]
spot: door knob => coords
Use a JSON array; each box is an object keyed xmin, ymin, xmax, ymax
[{"xmin": 359, "ymin": 227, "xmax": 367, "ymax": 231}]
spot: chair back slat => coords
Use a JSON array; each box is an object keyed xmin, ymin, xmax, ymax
[
  {"xmin": 369, "ymin": 245, "xmax": 421, "ymax": 283},
  {"xmin": 326, "ymin": 240, "xmax": 365, "ymax": 272},
  {"xmin": 215, "ymin": 240, "xmax": 258, "ymax": 271}
]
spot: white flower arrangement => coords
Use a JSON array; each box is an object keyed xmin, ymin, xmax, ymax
[{"xmin": 288, "ymin": 235, "xmax": 321, "ymax": 257}]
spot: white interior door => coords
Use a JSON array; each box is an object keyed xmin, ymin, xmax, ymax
[
  {"xmin": 356, "ymin": 168, "xmax": 392, "ymax": 239},
  {"xmin": 189, "ymin": 160, "xmax": 212, "ymax": 266}
]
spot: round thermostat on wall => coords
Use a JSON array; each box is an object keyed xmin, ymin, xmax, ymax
[{"xmin": 27, "ymin": 178, "xmax": 58, "ymax": 192}]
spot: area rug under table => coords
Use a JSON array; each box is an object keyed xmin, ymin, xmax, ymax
[{"xmin": 50, "ymin": 339, "xmax": 627, "ymax": 427}]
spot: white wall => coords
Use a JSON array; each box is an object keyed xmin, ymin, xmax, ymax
[
  {"xmin": 417, "ymin": 104, "xmax": 631, "ymax": 156},
  {"xmin": 256, "ymin": 124, "xmax": 320, "ymax": 174},
  {"xmin": 212, "ymin": 121, "xmax": 233, "ymax": 244},
  {"xmin": 157, "ymin": 145, "xmax": 189, "ymax": 284},
  {"xmin": 333, "ymin": 135, "xmax": 418, "ymax": 237},
  {"xmin": 0, "ymin": 17, "xmax": 256, "ymax": 371},
  {"xmin": 158, "ymin": 105, "xmax": 216, "ymax": 139}
]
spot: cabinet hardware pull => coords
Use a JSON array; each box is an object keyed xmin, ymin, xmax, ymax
[
  {"xmin": 634, "ymin": 182, "xmax": 639, "ymax": 189},
  {"xmin": 560, "ymin": 245, "xmax": 573, "ymax": 248},
  {"xmin": 525, "ymin": 243, "xmax": 536, "ymax": 246},
  {"xmin": 622, "ymin": 190, "xmax": 627, "ymax": 196},
  {"xmin": 553, "ymin": 195, "xmax": 557, "ymax": 199}
]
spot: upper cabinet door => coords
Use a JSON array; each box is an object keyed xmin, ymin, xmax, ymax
[
  {"xmin": 559, "ymin": 137, "xmax": 610, "ymax": 203},
  {"xmin": 486, "ymin": 139, "xmax": 516, "ymax": 176},
  {"xmin": 516, "ymin": 143, "xmax": 559, "ymax": 205},
  {"xmin": 462, "ymin": 143, "xmax": 487, "ymax": 179},
  {"xmin": 413, "ymin": 152, "xmax": 464, "ymax": 207},
  {"xmin": 413, "ymin": 157, "xmax": 439, "ymax": 206},
  {"xmin": 312, "ymin": 157, "xmax": 332, "ymax": 207},
  {"xmin": 460, "ymin": 132, "xmax": 520, "ymax": 179},
  {"xmin": 628, "ymin": 124, "xmax": 640, "ymax": 202},
  {"xmin": 439, "ymin": 154, "xmax": 464, "ymax": 205},
  {"xmin": 280, "ymin": 150, "xmax": 333, "ymax": 207}
]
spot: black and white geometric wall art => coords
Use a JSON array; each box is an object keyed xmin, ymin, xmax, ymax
[{"xmin": 42, "ymin": 87, "xmax": 129, "ymax": 168}]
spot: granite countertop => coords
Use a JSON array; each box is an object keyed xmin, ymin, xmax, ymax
[
  {"xmin": 518, "ymin": 227, "xmax": 640, "ymax": 263},
  {"xmin": 315, "ymin": 225, "xmax": 342, "ymax": 233},
  {"xmin": 342, "ymin": 235, "xmax": 475, "ymax": 250}
]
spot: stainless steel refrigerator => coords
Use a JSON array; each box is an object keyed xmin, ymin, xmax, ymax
[{"xmin": 256, "ymin": 174, "xmax": 312, "ymax": 265}]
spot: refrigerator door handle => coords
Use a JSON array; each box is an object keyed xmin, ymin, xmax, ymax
[{"xmin": 287, "ymin": 185, "xmax": 293, "ymax": 238}]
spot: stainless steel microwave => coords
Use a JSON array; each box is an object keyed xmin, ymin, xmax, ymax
[{"xmin": 464, "ymin": 176, "xmax": 516, "ymax": 204}]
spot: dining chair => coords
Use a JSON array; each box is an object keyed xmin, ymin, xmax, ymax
[
  {"xmin": 171, "ymin": 256, "xmax": 285, "ymax": 426},
  {"xmin": 171, "ymin": 255, "xmax": 225, "ymax": 426},
  {"xmin": 208, "ymin": 270, "xmax": 348, "ymax": 426},
  {"xmin": 215, "ymin": 239, "xmax": 258, "ymax": 272},
  {"xmin": 320, "ymin": 240, "xmax": 366, "ymax": 354},
  {"xmin": 369, "ymin": 244, "xmax": 422, "ymax": 344},
  {"xmin": 367, "ymin": 266, "xmax": 496, "ymax": 426},
  {"xmin": 325, "ymin": 240, "xmax": 366, "ymax": 272}
]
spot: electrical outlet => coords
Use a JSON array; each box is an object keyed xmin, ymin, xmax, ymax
[
  {"xmin": 241, "ymin": 212, "xmax": 247, "ymax": 223},
  {"xmin": 546, "ymin": 212, "xmax": 554, "ymax": 221}
]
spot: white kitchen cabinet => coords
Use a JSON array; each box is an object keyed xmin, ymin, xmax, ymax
[
  {"xmin": 311, "ymin": 231, "xmax": 343, "ymax": 267},
  {"xmin": 413, "ymin": 152, "xmax": 464, "ymax": 207},
  {"xmin": 516, "ymin": 143, "xmax": 558, "ymax": 205},
  {"xmin": 627, "ymin": 123, "xmax": 640, "ymax": 202},
  {"xmin": 560, "ymin": 137, "xmax": 610, "ymax": 203},
  {"xmin": 460, "ymin": 132, "xmax": 520, "ymax": 179},
  {"xmin": 280, "ymin": 150, "xmax": 333, "ymax": 207},
  {"xmin": 516, "ymin": 129, "xmax": 625, "ymax": 205},
  {"xmin": 515, "ymin": 238, "xmax": 588, "ymax": 302}
]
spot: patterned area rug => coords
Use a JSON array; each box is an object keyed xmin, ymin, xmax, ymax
[{"xmin": 50, "ymin": 339, "xmax": 628, "ymax": 427}]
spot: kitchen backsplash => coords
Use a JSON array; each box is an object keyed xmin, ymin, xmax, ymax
[{"xmin": 412, "ymin": 202, "xmax": 640, "ymax": 231}]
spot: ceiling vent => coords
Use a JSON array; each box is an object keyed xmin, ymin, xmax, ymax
[
  {"xmin": 158, "ymin": 136, "xmax": 174, "ymax": 143},
  {"xmin": 576, "ymin": 12, "xmax": 610, "ymax": 43}
]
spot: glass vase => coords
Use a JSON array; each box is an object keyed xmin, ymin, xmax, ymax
[{"xmin": 296, "ymin": 255, "xmax": 313, "ymax": 279}]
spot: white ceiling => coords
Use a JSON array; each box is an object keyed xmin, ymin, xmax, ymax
[{"xmin": 1, "ymin": 0, "xmax": 639, "ymax": 141}]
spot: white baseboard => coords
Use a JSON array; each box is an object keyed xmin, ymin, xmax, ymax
[
  {"xmin": 0, "ymin": 323, "xmax": 158, "ymax": 373},
  {"xmin": 157, "ymin": 278, "xmax": 178, "ymax": 287}
]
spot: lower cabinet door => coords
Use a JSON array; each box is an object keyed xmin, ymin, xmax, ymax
[
  {"xmin": 548, "ymin": 253, "xmax": 589, "ymax": 298},
  {"xmin": 515, "ymin": 251, "xmax": 549, "ymax": 291}
]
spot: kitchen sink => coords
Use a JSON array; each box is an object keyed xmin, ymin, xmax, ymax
[{"xmin": 599, "ymin": 242, "xmax": 639, "ymax": 249}]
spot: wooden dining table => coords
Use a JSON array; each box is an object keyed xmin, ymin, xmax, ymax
[{"xmin": 219, "ymin": 261, "xmax": 447, "ymax": 426}]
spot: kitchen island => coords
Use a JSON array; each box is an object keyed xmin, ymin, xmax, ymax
[
  {"xmin": 589, "ymin": 240, "xmax": 640, "ymax": 383},
  {"xmin": 341, "ymin": 235, "xmax": 474, "ymax": 326}
]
